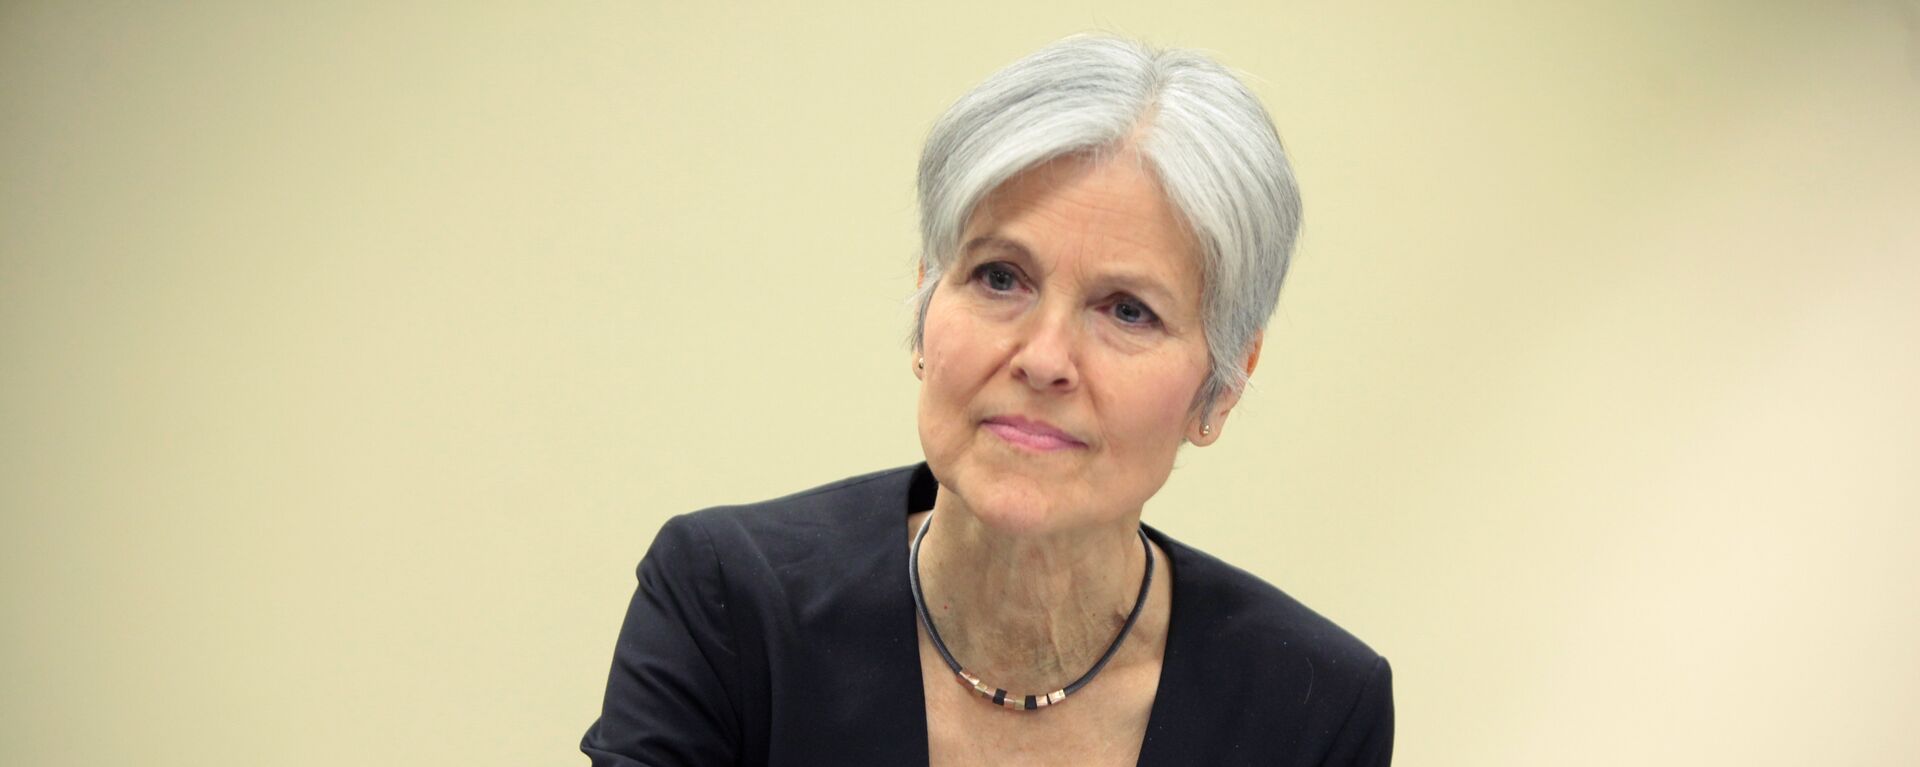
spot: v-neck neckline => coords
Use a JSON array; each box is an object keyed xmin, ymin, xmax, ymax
[{"xmin": 887, "ymin": 463, "xmax": 1195, "ymax": 766}]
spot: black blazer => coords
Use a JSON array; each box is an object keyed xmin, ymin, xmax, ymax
[{"xmin": 582, "ymin": 464, "xmax": 1393, "ymax": 765}]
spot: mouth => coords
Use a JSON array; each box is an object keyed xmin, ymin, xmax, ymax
[{"xmin": 981, "ymin": 415, "xmax": 1087, "ymax": 452}]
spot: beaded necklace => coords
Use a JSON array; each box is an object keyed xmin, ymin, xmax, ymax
[{"xmin": 908, "ymin": 514, "xmax": 1154, "ymax": 711}]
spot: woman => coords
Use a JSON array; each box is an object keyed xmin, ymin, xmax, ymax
[{"xmin": 583, "ymin": 35, "xmax": 1392, "ymax": 765}]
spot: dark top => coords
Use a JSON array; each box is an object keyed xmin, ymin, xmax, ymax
[{"xmin": 582, "ymin": 464, "xmax": 1393, "ymax": 765}]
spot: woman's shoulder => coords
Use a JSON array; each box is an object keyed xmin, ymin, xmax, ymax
[
  {"xmin": 642, "ymin": 464, "xmax": 928, "ymax": 607},
  {"xmin": 1144, "ymin": 529, "xmax": 1393, "ymax": 760},
  {"xmin": 1149, "ymin": 526, "xmax": 1386, "ymax": 682}
]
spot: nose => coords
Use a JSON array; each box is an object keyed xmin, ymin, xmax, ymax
[{"xmin": 1009, "ymin": 307, "xmax": 1079, "ymax": 393}]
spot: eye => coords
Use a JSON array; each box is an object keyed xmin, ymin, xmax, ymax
[
  {"xmin": 972, "ymin": 262, "xmax": 1024, "ymax": 294},
  {"xmin": 1110, "ymin": 296, "xmax": 1160, "ymax": 327}
]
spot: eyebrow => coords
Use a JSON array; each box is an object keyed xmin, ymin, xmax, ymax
[
  {"xmin": 960, "ymin": 234, "xmax": 1181, "ymax": 308},
  {"xmin": 962, "ymin": 235, "xmax": 1033, "ymax": 260}
]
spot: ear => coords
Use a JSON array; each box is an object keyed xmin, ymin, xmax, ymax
[
  {"xmin": 1188, "ymin": 332, "xmax": 1263, "ymax": 446},
  {"xmin": 1242, "ymin": 330, "xmax": 1263, "ymax": 379},
  {"xmin": 911, "ymin": 264, "xmax": 928, "ymax": 380}
]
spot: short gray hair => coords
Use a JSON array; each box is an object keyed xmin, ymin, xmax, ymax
[{"xmin": 909, "ymin": 35, "xmax": 1301, "ymax": 413}]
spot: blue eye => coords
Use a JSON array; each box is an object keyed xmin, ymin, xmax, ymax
[
  {"xmin": 1112, "ymin": 298, "xmax": 1159, "ymax": 326},
  {"xmin": 974, "ymin": 263, "xmax": 1021, "ymax": 293}
]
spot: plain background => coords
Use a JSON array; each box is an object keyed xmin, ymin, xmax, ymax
[{"xmin": 4, "ymin": 1, "xmax": 1917, "ymax": 765}]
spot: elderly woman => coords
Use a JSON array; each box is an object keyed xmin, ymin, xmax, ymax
[{"xmin": 583, "ymin": 36, "xmax": 1392, "ymax": 765}]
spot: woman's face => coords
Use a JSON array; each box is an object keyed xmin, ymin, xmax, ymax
[{"xmin": 916, "ymin": 150, "xmax": 1228, "ymax": 537}]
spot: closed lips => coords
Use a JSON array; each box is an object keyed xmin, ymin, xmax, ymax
[{"xmin": 983, "ymin": 416, "xmax": 1086, "ymax": 450}]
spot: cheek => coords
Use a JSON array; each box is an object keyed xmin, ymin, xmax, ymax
[
  {"xmin": 1148, "ymin": 385, "xmax": 1200, "ymax": 437},
  {"xmin": 917, "ymin": 297, "xmax": 981, "ymax": 440},
  {"xmin": 920, "ymin": 294, "xmax": 1007, "ymax": 391},
  {"xmin": 1105, "ymin": 362, "xmax": 1206, "ymax": 447}
]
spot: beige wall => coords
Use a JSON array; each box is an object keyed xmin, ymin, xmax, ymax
[{"xmin": 4, "ymin": 1, "xmax": 1916, "ymax": 764}]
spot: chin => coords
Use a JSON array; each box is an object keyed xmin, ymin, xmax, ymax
[
  {"xmin": 966, "ymin": 491, "xmax": 1063, "ymax": 537},
  {"xmin": 945, "ymin": 459, "xmax": 1091, "ymax": 537},
  {"xmin": 923, "ymin": 424, "xmax": 1115, "ymax": 536}
]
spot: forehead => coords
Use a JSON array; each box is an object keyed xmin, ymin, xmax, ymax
[{"xmin": 964, "ymin": 152, "xmax": 1203, "ymax": 292}]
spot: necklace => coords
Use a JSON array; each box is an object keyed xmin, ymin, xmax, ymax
[{"xmin": 909, "ymin": 513, "xmax": 1154, "ymax": 711}]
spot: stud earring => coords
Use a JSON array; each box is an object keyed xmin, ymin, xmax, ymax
[
  {"xmin": 1200, "ymin": 422, "xmax": 1212, "ymax": 437},
  {"xmin": 917, "ymin": 357, "xmax": 925, "ymax": 370}
]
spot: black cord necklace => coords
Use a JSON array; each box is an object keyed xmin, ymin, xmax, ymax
[{"xmin": 909, "ymin": 513, "xmax": 1154, "ymax": 711}]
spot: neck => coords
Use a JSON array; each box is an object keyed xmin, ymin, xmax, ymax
[{"xmin": 914, "ymin": 492, "xmax": 1152, "ymax": 694}]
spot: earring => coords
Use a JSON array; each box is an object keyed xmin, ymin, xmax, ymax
[
  {"xmin": 917, "ymin": 357, "xmax": 925, "ymax": 370},
  {"xmin": 1200, "ymin": 422, "xmax": 1212, "ymax": 437}
]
